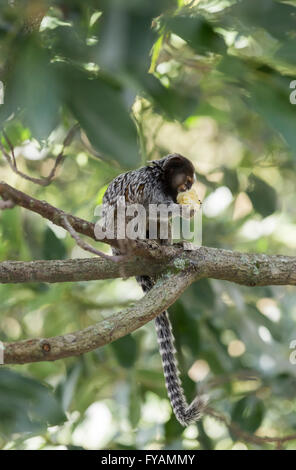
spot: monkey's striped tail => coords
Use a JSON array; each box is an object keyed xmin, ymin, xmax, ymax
[
  {"xmin": 137, "ymin": 275, "xmax": 206, "ymax": 427},
  {"xmin": 155, "ymin": 311, "xmax": 206, "ymax": 426}
]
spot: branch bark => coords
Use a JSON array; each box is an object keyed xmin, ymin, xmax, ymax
[
  {"xmin": 1, "ymin": 247, "xmax": 295, "ymax": 365},
  {"xmin": 0, "ymin": 182, "xmax": 168, "ymax": 257},
  {"xmin": 0, "ymin": 257, "xmax": 166, "ymax": 283},
  {"xmin": 0, "ymin": 181, "xmax": 97, "ymax": 242},
  {"xmin": 1, "ymin": 181, "xmax": 296, "ymax": 366},
  {"xmin": 0, "ymin": 247, "xmax": 295, "ymax": 286},
  {"xmin": 2, "ymin": 269, "xmax": 196, "ymax": 364}
]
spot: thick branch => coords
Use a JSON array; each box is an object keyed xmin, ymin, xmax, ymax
[
  {"xmin": 1, "ymin": 247, "xmax": 295, "ymax": 365},
  {"xmin": 1, "ymin": 182, "xmax": 295, "ymax": 366},
  {"xmin": 0, "ymin": 181, "xmax": 97, "ymax": 241},
  {"xmin": 0, "ymin": 257, "xmax": 166, "ymax": 283},
  {"xmin": 2, "ymin": 269, "xmax": 195, "ymax": 364},
  {"xmin": 0, "ymin": 182, "xmax": 170, "ymax": 258},
  {"xmin": 0, "ymin": 247, "xmax": 295, "ymax": 286}
]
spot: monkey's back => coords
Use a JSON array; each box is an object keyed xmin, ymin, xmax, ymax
[{"xmin": 102, "ymin": 161, "xmax": 174, "ymax": 209}]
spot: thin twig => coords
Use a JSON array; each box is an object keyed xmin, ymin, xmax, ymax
[
  {"xmin": 2, "ymin": 130, "xmax": 17, "ymax": 168},
  {"xmin": 205, "ymin": 370, "xmax": 260, "ymax": 390},
  {"xmin": 46, "ymin": 123, "xmax": 80, "ymax": 182},
  {"xmin": 0, "ymin": 182, "xmax": 165, "ymax": 259},
  {"xmin": 0, "ymin": 124, "xmax": 79, "ymax": 186},
  {"xmin": 61, "ymin": 214, "xmax": 126, "ymax": 262},
  {"xmin": 206, "ymin": 406, "xmax": 296, "ymax": 448}
]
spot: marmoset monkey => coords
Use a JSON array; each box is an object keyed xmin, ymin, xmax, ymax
[{"xmin": 102, "ymin": 154, "xmax": 205, "ymax": 426}]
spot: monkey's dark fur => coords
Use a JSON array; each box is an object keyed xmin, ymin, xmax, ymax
[{"xmin": 103, "ymin": 154, "xmax": 206, "ymax": 426}]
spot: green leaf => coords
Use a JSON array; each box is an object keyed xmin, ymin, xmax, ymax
[
  {"xmin": 128, "ymin": 373, "xmax": 141, "ymax": 428},
  {"xmin": 0, "ymin": 207, "xmax": 28, "ymax": 260},
  {"xmin": 164, "ymin": 14, "xmax": 226, "ymax": 56},
  {"xmin": 248, "ymin": 72, "xmax": 296, "ymax": 153},
  {"xmin": 231, "ymin": 396, "xmax": 265, "ymax": 433},
  {"xmin": 110, "ymin": 334, "xmax": 138, "ymax": 368},
  {"xmin": 136, "ymin": 369, "xmax": 167, "ymax": 397},
  {"xmin": 219, "ymin": 57, "xmax": 296, "ymax": 154},
  {"xmin": 276, "ymin": 38, "xmax": 296, "ymax": 68},
  {"xmin": 43, "ymin": 227, "xmax": 67, "ymax": 260},
  {"xmin": 1, "ymin": 39, "xmax": 61, "ymax": 140},
  {"xmin": 2, "ymin": 120, "xmax": 31, "ymax": 146},
  {"xmin": 223, "ymin": 0, "xmax": 296, "ymax": 41},
  {"xmin": 96, "ymin": 184, "xmax": 108, "ymax": 205},
  {"xmin": 170, "ymin": 300, "xmax": 201, "ymax": 355},
  {"xmin": 139, "ymin": 73, "xmax": 198, "ymax": 121},
  {"xmin": 0, "ymin": 369, "xmax": 66, "ymax": 437},
  {"xmin": 246, "ymin": 174, "xmax": 277, "ymax": 217},
  {"xmin": 149, "ymin": 33, "xmax": 165, "ymax": 74},
  {"xmin": 223, "ymin": 167, "xmax": 239, "ymax": 194},
  {"xmin": 188, "ymin": 279, "xmax": 216, "ymax": 310},
  {"xmin": 97, "ymin": 0, "xmax": 175, "ymax": 74},
  {"xmin": 55, "ymin": 362, "xmax": 83, "ymax": 412},
  {"xmin": 164, "ymin": 413, "xmax": 184, "ymax": 440},
  {"xmin": 62, "ymin": 66, "xmax": 139, "ymax": 168}
]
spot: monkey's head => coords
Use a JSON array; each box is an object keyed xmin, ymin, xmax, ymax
[{"xmin": 162, "ymin": 154, "xmax": 196, "ymax": 202}]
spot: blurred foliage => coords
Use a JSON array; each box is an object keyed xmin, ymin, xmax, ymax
[{"xmin": 0, "ymin": 0, "xmax": 296, "ymax": 450}]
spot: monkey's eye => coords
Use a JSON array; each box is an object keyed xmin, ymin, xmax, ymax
[
  {"xmin": 186, "ymin": 176, "xmax": 193, "ymax": 188},
  {"xmin": 177, "ymin": 184, "xmax": 187, "ymax": 193}
]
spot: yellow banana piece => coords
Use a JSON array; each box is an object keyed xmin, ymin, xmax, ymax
[{"xmin": 176, "ymin": 184, "xmax": 202, "ymax": 206}]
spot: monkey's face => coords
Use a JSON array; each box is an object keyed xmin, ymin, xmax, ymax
[
  {"xmin": 163, "ymin": 154, "xmax": 195, "ymax": 202},
  {"xmin": 172, "ymin": 171, "xmax": 194, "ymax": 193}
]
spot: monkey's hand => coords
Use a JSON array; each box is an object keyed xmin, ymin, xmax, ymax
[
  {"xmin": 177, "ymin": 185, "xmax": 201, "ymax": 206},
  {"xmin": 177, "ymin": 185, "xmax": 202, "ymax": 219}
]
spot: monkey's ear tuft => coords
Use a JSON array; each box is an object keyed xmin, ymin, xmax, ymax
[
  {"xmin": 163, "ymin": 155, "xmax": 195, "ymax": 177},
  {"xmin": 163, "ymin": 154, "xmax": 187, "ymax": 170}
]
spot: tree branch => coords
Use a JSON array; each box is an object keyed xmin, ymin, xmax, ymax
[
  {"xmin": 0, "ymin": 181, "xmax": 97, "ymax": 239},
  {"xmin": 1, "ymin": 246, "xmax": 295, "ymax": 365},
  {"xmin": 206, "ymin": 406, "xmax": 296, "ymax": 448},
  {"xmin": 0, "ymin": 181, "xmax": 295, "ymax": 367},
  {"xmin": 0, "ymin": 247, "xmax": 295, "ymax": 286},
  {"xmin": 0, "ymin": 257, "xmax": 167, "ymax": 284},
  {"xmin": 2, "ymin": 269, "xmax": 196, "ymax": 364},
  {"xmin": 0, "ymin": 124, "xmax": 79, "ymax": 187},
  {"xmin": 61, "ymin": 214, "xmax": 126, "ymax": 262},
  {"xmin": 0, "ymin": 181, "xmax": 167, "ymax": 257}
]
